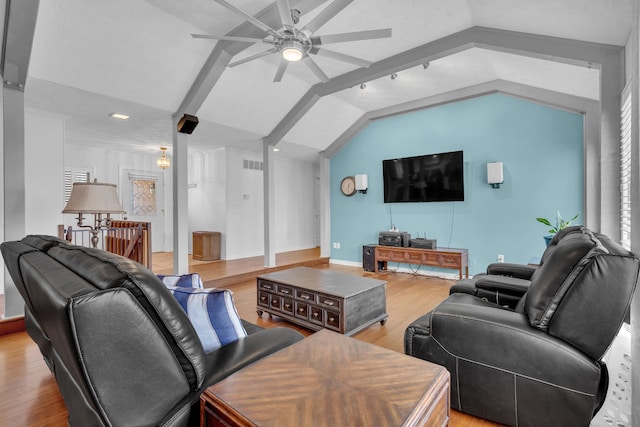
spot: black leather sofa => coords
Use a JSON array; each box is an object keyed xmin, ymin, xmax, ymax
[
  {"xmin": 1, "ymin": 235, "xmax": 304, "ymax": 427},
  {"xmin": 404, "ymin": 228, "xmax": 639, "ymax": 426}
]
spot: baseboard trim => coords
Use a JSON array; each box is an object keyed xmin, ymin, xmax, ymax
[{"xmin": 0, "ymin": 316, "xmax": 26, "ymax": 336}]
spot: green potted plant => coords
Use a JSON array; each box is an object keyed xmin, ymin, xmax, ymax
[{"xmin": 536, "ymin": 211, "xmax": 579, "ymax": 246}]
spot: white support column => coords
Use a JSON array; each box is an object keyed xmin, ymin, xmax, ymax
[
  {"xmin": 263, "ymin": 139, "xmax": 276, "ymax": 267},
  {"xmin": 172, "ymin": 121, "xmax": 189, "ymax": 274},
  {"xmin": 319, "ymin": 155, "xmax": 331, "ymax": 258},
  {"xmin": 2, "ymin": 86, "xmax": 26, "ymax": 318}
]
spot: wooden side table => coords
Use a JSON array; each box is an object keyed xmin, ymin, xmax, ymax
[{"xmin": 193, "ymin": 231, "xmax": 221, "ymax": 261}]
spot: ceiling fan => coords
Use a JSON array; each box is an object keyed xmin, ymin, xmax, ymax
[{"xmin": 192, "ymin": 0, "xmax": 392, "ymax": 82}]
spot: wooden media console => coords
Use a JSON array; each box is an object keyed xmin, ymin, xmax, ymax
[{"xmin": 374, "ymin": 245, "xmax": 469, "ymax": 278}]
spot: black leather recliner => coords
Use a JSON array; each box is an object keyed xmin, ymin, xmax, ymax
[
  {"xmin": 1, "ymin": 235, "xmax": 304, "ymax": 427},
  {"xmin": 404, "ymin": 228, "xmax": 639, "ymax": 426},
  {"xmin": 448, "ymin": 225, "xmax": 583, "ymax": 308}
]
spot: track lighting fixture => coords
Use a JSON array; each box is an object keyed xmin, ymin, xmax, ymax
[
  {"xmin": 423, "ymin": 62, "xmax": 430, "ymax": 70},
  {"xmin": 390, "ymin": 73, "xmax": 397, "ymax": 80},
  {"xmin": 360, "ymin": 83, "xmax": 366, "ymax": 89}
]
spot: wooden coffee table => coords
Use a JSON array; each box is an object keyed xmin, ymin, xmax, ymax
[
  {"xmin": 200, "ymin": 330, "xmax": 450, "ymax": 427},
  {"xmin": 256, "ymin": 267, "xmax": 388, "ymax": 335}
]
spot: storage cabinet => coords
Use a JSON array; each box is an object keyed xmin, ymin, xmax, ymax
[{"xmin": 192, "ymin": 231, "xmax": 220, "ymax": 261}]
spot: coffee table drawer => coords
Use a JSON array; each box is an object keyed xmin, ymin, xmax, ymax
[
  {"xmin": 309, "ymin": 306, "xmax": 324, "ymax": 325},
  {"xmin": 278, "ymin": 285, "xmax": 294, "ymax": 297},
  {"xmin": 282, "ymin": 297, "xmax": 294, "ymax": 314},
  {"xmin": 258, "ymin": 291, "xmax": 270, "ymax": 307},
  {"xmin": 295, "ymin": 301, "xmax": 309, "ymax": 319},
  {"xmin": 318, "ymin": 295, "xmax": 340, "ymax": 310},
  {"xmin": 269, "ymin": 294, "xmax": 281, "ymax": 309},
  {"xmin": 258, "ymin": 280, "xmax": 277, "ymax": 292},
  {"xmin": 326, "ymin": 312, "xmax": 341, "ymax": 331},
  {"xmin": 296, "ymin": 289, "xmax": 316, "ymax": 303}
]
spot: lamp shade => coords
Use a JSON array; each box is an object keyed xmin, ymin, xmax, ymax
[{"xmin": 62, "ymin": 182, "xmax": 125, "ymax": 214}]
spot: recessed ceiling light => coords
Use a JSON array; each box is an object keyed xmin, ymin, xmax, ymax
[
  {"xmin": 109, "ymin": 113, "xmax": 130, "ymax": 120},
  {"xmin": 273, "ymin": 147, "xmax": 281, "ymax": 152}
]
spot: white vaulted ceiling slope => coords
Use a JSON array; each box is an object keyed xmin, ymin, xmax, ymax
[{"xmin": 21, "ymin": 0, "xmax": 632, "ymax": 162}]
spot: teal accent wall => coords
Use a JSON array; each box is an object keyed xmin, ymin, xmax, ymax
[{"xmin": 330, "ymin": 93, "xmax": 584, "ymax": 275}]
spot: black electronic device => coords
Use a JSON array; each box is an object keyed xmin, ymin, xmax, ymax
[
  {"xmin": 410, "ymin": 238, "xmax": 437, "ymax": 249},
  {"xmin": 362, "ymin": 245, "xmax": 376, "ymax": 272},
  {"xmin": 382, "ymin": 150, "xmax": 464, "ymax": 203},
  {"xmin": 177, "ymin": 114, "xmax": 199, "ymax": 134},
  {"xmin": 378, "ymin": 231, "xmax": 411, "ymax": 247}
]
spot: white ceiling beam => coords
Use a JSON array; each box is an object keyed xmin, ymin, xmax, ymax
[
  {"xmin": 266, "ymin": 26, "xmax": 622, "ymax": 146},
  {"xmin": 1, "ymin": 0, "xmax": 39, "ymax": 90}
]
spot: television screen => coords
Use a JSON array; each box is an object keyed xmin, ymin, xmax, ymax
[{"xmin": 383, "ymin": 150, "xmax": 464, "ymax": 202}]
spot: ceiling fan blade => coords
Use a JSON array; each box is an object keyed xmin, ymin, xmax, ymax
[
  {"xmin": 311, "ymin": 47, "xmax": 371, "ymax": 68},
  {"xmin": 191, "ymin": 34, "xmax": 265, "ymax": 43},
  {"xmin": 275, "ymin": 0, "xmax": 294, "ymax": 30},
  {"xmin": 214, "ymin": 0, "xmax": 280, "ymax": 37},
  {"xmin": 302, "ymin": 56, "xmax": 329, "ymax": 82},
  {"xmin": 301, "ymin": 0, "xmax": 353, "ymax": 35},
  {"xmin": 273, "ymin": 59, "xmax": 289, "ymax": 82},
  {"xmin": 228, "ymin": 48, "xmax": 277, "ymax": 67},
  {"xmin": 310, "ymin": 28, "xmax": 392, "ymax": 45}
]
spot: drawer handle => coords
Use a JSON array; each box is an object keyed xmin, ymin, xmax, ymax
[
  {"xmin": 263, "ymin": 285, "xmax": 272, "ymax": 290},
  {"xmin": 284, "ymin": 303, "xmax": 291, "ymax": 309},
  {"xmin": 301, "ymin": 294, "xmax": 310, "ymax": 300},
  {"xmin": 298, "ymin": 308, "xmax": 305, "ymax": 313},
  {"xmin": 323, "ymin": 300, "xmax": 335, "ymax": 306},
  {"xmin": 329, "ymin": 317, "xmax": 335, "ymax": 322},
  {"xmin": 313, "ymin": 312, "xmax": 320, "ymax": 318},
  {"xmin": 260, "ymin": 297, "xmax": 267, "ymax": 301},
  {"xmin": 281, "ymin": 289, "xmax": 290, "ymax": 294}
]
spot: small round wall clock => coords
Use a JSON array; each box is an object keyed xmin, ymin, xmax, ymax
[{"xmin": 341, "ymin": 176, "xmax": 357, "ymax": 196}]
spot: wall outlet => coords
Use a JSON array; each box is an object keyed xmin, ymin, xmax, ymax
[
  {"xmin": 332, "ymin": 242, "xmax": 341, "ymax": 249},
  {"xmin": 497, "ymin": 254, "xmax": 504, "ymax": 263}
]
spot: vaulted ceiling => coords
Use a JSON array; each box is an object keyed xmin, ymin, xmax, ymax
[{"xmin": 13, "ymin": 0, "xmax": 635, "ymax": 162}]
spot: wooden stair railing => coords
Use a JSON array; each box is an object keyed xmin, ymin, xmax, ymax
[{"xmin": 105, "ymin": 220, "xmax": 152, "ymax": 268}]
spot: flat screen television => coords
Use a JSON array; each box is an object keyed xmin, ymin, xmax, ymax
[{"xmin": 383, "ymin": 150, "xmax": 464, "ymax": 202}]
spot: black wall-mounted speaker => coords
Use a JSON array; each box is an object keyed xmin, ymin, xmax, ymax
[
  {"xmin": 177, "ymin": 114, "xmax": 199, "ymax": 134},
  {"xmin": 363, "ymin": 245, "xmax": 376, "ymax": 272}
]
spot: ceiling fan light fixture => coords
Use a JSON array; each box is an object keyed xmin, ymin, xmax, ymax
[
  {"xmin": 390, "ymin": 73, "xmax": 397, "ymax": 80},
  {"xmin": 360, "ymin": 83, "xmax": 366, "ymax": 89},
  {"xmin": 281, "ymin": 40, "xmax": 304, "ymax": 62}
]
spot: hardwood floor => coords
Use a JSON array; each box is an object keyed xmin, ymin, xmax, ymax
[{"xmin": 0, "ymin": 249, "xmax": 500, "ymax": 426}]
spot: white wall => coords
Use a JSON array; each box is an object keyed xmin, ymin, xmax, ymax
[
  {"xmin": 25, "ymin": 109, "xmax": 66, "ymax": 235},
  {"xmin": 188, "ymin": 149, "xmax": 227, "ymax": 257},
  {"xmin": 274, "ymin": 158, "xmax": 318, "ymax": 252},
  {"xmin": 1, "ymin": 108, "xmax": 65, "ymax": 297},
  {"xmin": 187, "ymin": 147, "xmax": 319, "ymax": 261}
]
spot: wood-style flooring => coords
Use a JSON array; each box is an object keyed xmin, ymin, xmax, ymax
[{"xmin": 0, "ymin": 248, "xmax": 499, "ymax": 427}]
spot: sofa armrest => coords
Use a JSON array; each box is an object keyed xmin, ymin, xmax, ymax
[
  {"xmin": 475, "ymin": 275, "xmax": 530, "ymax": 295},
  {"xmin": 486, "ymin": 262, "xmax": 537, "ymax": 280},
  {"xmin": 203, "ymin": 327, "xmax": 304, "ymax": 387}
]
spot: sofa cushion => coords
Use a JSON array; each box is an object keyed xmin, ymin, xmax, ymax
[
  {"xmin": 168, "ymin": 287, "xmax": 247, "ymax": 351},
  {"xmin": 158, "ymin": 273, "xmax": 204, "ymax": 289}
]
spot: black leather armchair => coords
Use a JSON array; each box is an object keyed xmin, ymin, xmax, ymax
[
  {"xmin": 405, "ymin": 228, "xmax": 639, "ymax": 426},
  {"xmin": 449, "ymin": 225, "xmax": 582, "ymax": 308}
]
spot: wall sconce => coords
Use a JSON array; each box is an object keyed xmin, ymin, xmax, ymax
[
  {"xmin": 355, "ymin": 174, "xmax": 368, "ymax": 194},
  {"xmin": 157, "ymin": 147, "xmax": 171, "ymax": 170},
  {"xmin": 62, "ymin": 180, "xmax": 125, "ymax": 248},
  {"xmin": 487, "ymin": 162, "xmax": 504, "ymax": 189}
]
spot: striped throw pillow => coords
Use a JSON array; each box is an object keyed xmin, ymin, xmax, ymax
[
  {"xmin": 168, "ymin": 287, "xmax": 247, "ymax": 351},
  {"xmin": 157, "ymin": 273, "xmax": 204, "ymax": 289}
]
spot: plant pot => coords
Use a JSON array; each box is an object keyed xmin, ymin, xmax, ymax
[{"xmin": 543, "ymin": 235, "xmax": 554, "ymax": 247}]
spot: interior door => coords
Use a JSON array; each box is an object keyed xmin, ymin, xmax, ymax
[{"xmin": 120, "ymin": 169, "xmax": 165, "ymax": 253}]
